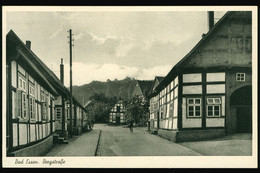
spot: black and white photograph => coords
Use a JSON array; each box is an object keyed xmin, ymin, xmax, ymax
[{"xmin": 2, "ymin": 6, "xmax": 258, "ymax": 168}]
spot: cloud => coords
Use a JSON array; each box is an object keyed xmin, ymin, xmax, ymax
[
  {"xmin": 49, "ymin": 23, "xmax": 63, "ymax": 39},
  {"xmin": 87, "ymin": 31, "xmax": 118, "ymax": 45},
  {"xmin": 48, "ymin": 61, "xmax": 172, "ymax": 87},
  {"xmin": 74, "ymin": 32, "xmax": 83, "ymax": 40},
  {"xmin": 115, "ymin": 39, "xmax": 134, "ymax": 57}
]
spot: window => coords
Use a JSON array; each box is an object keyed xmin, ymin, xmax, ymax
[
  {"xmin": 160, "ymin": 106, "xmax": 163, "ymax": 119},
  {"xmin": 236, "ymin": 73, "xmax": 245, "ymax": 82},
  {"xmin": 187, "ymin": 98, "xmax": 201, "ymax": 117},
  {"xmin": 112, "ymin": 115, "xmax": 116, "ymax": 121},
  {"xmin": 207, "ymin": 98, "xmax": 221, "ymax": 117},
  {"xmin": 22, "ymin": 92, "xmax": 27, "ymax": 119},
  {"xmin": 29, "ymin": 97, "xmax": 36, "ymax": 120},
  {"xmin": 169, "ymin": 101, "xmax": 174, "ymax": 117},
  {"xmin": 41, "ymin": 90, "xmax": 47, "ymax": 120},
  {"xmin": 18, "ymin": 76, "xmax": 26, "ymax": 91},
  {"xmin": 29, "ymin": 84, "xmax": 35, "ymax": 120},
  {"xmin": 19, "ymin": 78, "xmax": 22, "ymax": 88},
  {"xmin": 18, "ymin": 76, "xmax": 27, "ymax": 119},
  {"xmin": 117, "ymin": 106, "xmax": 120, "ymax": 113},
  {"xmin": 29, "ymin": 85, "xmax": 35, "ymax": 96},
  {"xmin": 56, "ymin": 107, "xmax": 61, "ymax": 120}
]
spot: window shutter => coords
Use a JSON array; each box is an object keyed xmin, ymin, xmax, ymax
[
  {"xmin": 33, "ymin": 99, "xmax": 36, "ymax": 119},
  {"xmin": 25, "ymin": 94, "xmax": 28, "ymax": 119},
  {"xmin": 17, "ymin": 90, "xmax": 21, "ymax": 118}
]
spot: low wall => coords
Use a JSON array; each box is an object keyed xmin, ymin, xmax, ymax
[
  {"xmin": 157, "ymin": 129, "xmax": 177, "ymax": 142},
  {"xmin": 9, "ymin": 135, "xmax": 53, "ymax": 157},
  {"xmin": 158, "ymin": 128, "xmax": 225, "ymax": 143}
]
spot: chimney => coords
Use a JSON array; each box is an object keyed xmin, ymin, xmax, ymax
[
  {"xmin": 208, "ymin": 11, "xmax": 214, "ymax": 31},
  {"xmin": 26, "ymin": 41, "xmax": 31, "ymax": 50},
  {"xmin": 60, "ymin": 58, "xmax": 64, "ymax": 84}
]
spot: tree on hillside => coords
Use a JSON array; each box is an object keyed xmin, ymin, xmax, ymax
[{"xmin": 125, "ymin": 96, "xmax": 149, "ymax": 127}]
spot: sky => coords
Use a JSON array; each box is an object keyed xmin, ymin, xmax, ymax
[{"xmin": 5, "ymin": 8, "xmax": 226, "ymax": 87}]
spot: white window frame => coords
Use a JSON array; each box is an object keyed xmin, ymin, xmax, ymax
[
  {"xmin": 187, "ymin": 98, "xmax": 201, "ymax": 117},
  {"xmin": 206, "ymin": 98, "xmax": 221, "ymax": 117},
  {"xmin": 29, "ymin": 85, "xmax": 35, "ymax": 97},
  {"xmin": 29, "ymin": 97, "xmax": 36, "ymax": 120},
  {"xmin": 236, "ymin": 73, "xmax": 245, "ymax": 82},
  {"xmin": 19, "ymin": 75, "xmax": 27, "ymax": 120},
  {"xmin": 18, "ymin": 76, "xmax": 26, "ymax": 92}
]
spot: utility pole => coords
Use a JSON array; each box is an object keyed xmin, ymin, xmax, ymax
[
  {"xmin": 60, "ymin": 58, "xmax": 66, "ymax": 138},
  {"xmin": 69, "ymin": 29, "xmax": 73, "ymax": 137}
]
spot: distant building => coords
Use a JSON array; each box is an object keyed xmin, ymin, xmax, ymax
[
  {"xmin": 109, "ymin": 100, "xmax": 126, "ymax": 125},
  {"xmin": 132, "ymin": 80, "xmax": 153, "ymax": 103},
  {"xmin": 6, "ymin": 30, "xmax": 88, "ymax": 156},
  {"xmin": 148, "ymin": 76, "xmax": 164, "ymax": 130},
  {"xmin": 149, "ymin": 11, "xmax": 252, "ymax": 142}
]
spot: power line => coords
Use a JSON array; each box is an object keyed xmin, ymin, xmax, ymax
[
  {"xmin": 57, "ymin": 12, "xmax": 68, "ymax": 31},
  {"xmin": 61, "ymin": 12, "xmax": 71, "ymax": 29},
  {"xmin": 64, "ymin": 12, "xmax": 72, "ymax": 29}
]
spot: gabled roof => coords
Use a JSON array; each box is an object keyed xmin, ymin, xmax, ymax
[
  {"xmin": 84, "ymin": 100, "xmax": 93, "ymax": 108},
  {"xmin": 7, "ymin": 30, "xmax": 71, "ymax": 98},
  {"xmin": 136, "ymin": 80, "xmax": 153, "ymax": 97},
  {"xmin": 149, "ymin": 76, "xmax": 164, "ymax": 97},
  {"xmin": 156, "ymin": 76, "xmax": 164, "ymax": 83},
  {"xmin": 7, "ymin": 30, "xmax": 86, "ymax": 111},
  {"xmin": 153, "ymin": 11, "xmax": 251, "ymax": 94}
]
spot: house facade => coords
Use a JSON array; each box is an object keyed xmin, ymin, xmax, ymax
[
  {"xmin": 149, "ymin": 11, "xmax": 252, "ymax": 142},
  {"xmin": 66, "ymin": 97, "xmax": 88, "ymax": 135},
  {"xmin": 109, "ymin": 100, "xmax": 126, "ymax": 125},
  {"xmin": 6, "ymin": 30, "xmax": 88, "ymax": 156},
  {"xmin": 132, "ymin": 80, "xmax": 153, "ymax": 103}
]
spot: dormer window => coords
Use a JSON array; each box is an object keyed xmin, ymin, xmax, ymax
[{"xmin": 236, "ymin": 73, "xmax": 245, "ymax": 82}]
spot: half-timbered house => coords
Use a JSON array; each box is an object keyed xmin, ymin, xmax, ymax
[
  {"xmin": 109, "ymin": 100, "xmax": 126, "ymax": 125},
  {"xmin": 66, "ymin": 97, "xmax": 88, "ymax": 135},
  {"xmin": 149, "ymin": 11, "xmax": 252, "ymax": 142},
  {"xmin": 132, "ymin": 80, "xmax": 153, "ymax": 103},
  {"xmin": 148, "ymin": 76, "xmax": 164, "ymax": 132},
  {"xmin": 6, "ymin": 30, "xmax": 88, "ymax": 156}
]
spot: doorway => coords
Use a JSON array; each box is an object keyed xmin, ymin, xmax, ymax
[
  {"xmin": 231, "ymin": 85, "xmax": 252, "ymax": 133},
  {"xmin": 116, "ymin": 116, "xmax": 120, "ymax": 125},
  {"xmin": 237, "ymin": 107, "xmax": 252, "ymax": 133}
]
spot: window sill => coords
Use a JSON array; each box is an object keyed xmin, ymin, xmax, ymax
[
  {"xmin": 18, "ymin": 118, "xmax": 29, "ymax": 123},
  {"xmin": 186, "ymin": 116, "xmax": 202, "ymax": 119},
  {"xmin": 206, "ymin": 116, "xmax": 225, "ymax": 118}
]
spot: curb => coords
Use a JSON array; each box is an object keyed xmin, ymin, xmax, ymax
[{"xmin": 94, "ymin": 130, "xmax": 102, "ymax": 156}]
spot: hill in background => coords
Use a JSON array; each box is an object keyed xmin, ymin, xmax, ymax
[{"xmin": 71, "ymin": 77, "xmax": 138, "ymax": 105}]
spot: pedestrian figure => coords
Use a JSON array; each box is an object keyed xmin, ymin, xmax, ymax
[{"xmin": 129, "ymin": 120, "xmax": 134, "ymax": 133}]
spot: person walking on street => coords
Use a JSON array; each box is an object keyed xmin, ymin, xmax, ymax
[{"xmin": 129, "ymin": 120, "xmax": 134, "ymax": 133}]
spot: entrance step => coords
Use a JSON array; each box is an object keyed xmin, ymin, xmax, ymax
[{"xmin": 53, "ymin": 134, "xmax": 69, "ymax": 144}]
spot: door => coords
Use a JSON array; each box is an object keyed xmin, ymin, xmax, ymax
[
  {"xmin": 231, "ymin": 85, "xmax": 252, "ymax": 133},
  {"xmin": 116, "ymin": 116, "xmax": 120, "ymax": 125},
  {"xmin": 237, "ymin": 106, "xmax": 252, "ymax": 133}
]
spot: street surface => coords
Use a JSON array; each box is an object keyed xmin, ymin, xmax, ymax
[
  {"xmin": 95, "ymin": 124, "xmax": 201, "ymax": 156},
  {"xmin": 95, "ymin": 124, "xmax": 252, "ymax": 156},
  {"xmin": 44, "ymin": 124, "xmax": 252, "ymax": 156},
  {"xmin": 179, "ymin": 133, "xmax": 252, "ymax": 156},
  {"xmin": 45, "ymin": 129, "xmax": 100, "ymax": 156}
]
